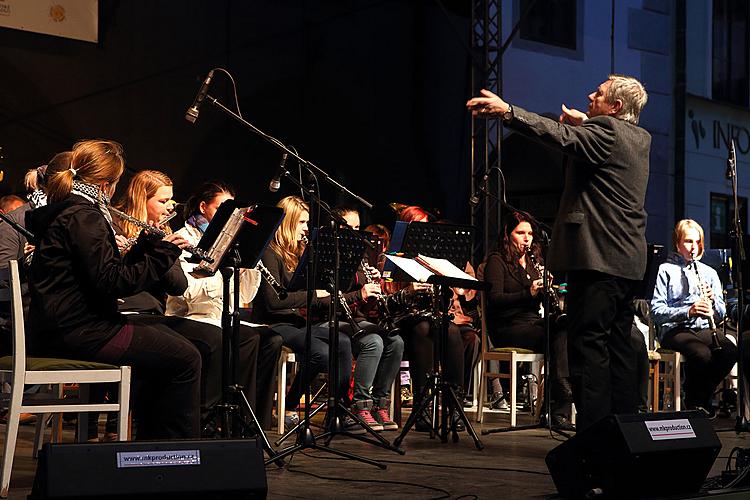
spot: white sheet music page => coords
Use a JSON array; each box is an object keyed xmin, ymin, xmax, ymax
[
  {"xmin": 415, "ymin": 254, "xmax": 476, "ymax": 281},
  {"xmin": 386, "ymin": 255, "xmax": 433, "ymax": 282}
]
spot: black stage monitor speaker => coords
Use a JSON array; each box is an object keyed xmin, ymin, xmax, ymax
[
  {"xmin": 546, "ymin": 411, "xmax": 721, "ymax": 499},
  {"xmin": 30, "ymin": 438, "xmax": 267, "ymax": 499}
]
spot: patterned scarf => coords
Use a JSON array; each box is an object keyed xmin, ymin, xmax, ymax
[
  {"xmin": 71, "ymin": 179, "xmax": 115, "ymax": 234},
  {"xmin": 186, "ymin": 213, "xmax": 209, "ymax": 234},
  {"xmin": 27, "ymin": 189, "xmax": 47, "ymax": 209}
]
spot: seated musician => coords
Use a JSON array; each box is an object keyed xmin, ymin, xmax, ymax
[
  {"xmin": 392, "ymin": 205, "xmax": 467, "ymax": 431},
  {"xmin": 163, "ymin": 180, "xmax": 282, "ymax": 430},
  {"xmin": 650, "ymin": 219, "xmax": 737, "ymax": 416},
  {"xmin": 482, "ymin": 211, "xmax": 573, "ymax": 430},
  {"xmin": 110, "ymin": 170, "xmax": 224, "ymax": 427},
  {"xmin": 249, "ymin": 195, "xmax": 352, "ymax": 430},
  {"xmin": 26, "ymin": 140, "xmax": 202, "ymax": 439},
  {"xmin": 332, "ymin": 206, "xmax": 404, "ymax": 432}
]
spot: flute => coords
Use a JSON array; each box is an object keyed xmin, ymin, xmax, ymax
[{"xmin": 108, "ymin": 205, "xmax": 214, "ymax": 263}]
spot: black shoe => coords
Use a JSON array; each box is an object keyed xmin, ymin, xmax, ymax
[
  {"xmin": 550, "ymin": 415, "xmax": 576, "ymax": 432},
  {"xmin": 452, "ymin": 409, "xmax": 466, "ymax": 432}
]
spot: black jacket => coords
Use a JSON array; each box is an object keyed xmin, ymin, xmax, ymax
[
  {"xmin": 483, "ymin": 251, "xmax": 541, "ymax": 330},
  {"xmin": 26, "ymin": 195, "xmax": 181, "ymax": 356},
  {"xmin": 508, "ymin": 108, "xmax": 651, "ymax": 280},
  {"xmin": 250, "ymin": 248, "xmax": 362, "ymax": 327},
  {"xmin": 112, "ymin": 216, "xmax": 188, "ymax": 315}
]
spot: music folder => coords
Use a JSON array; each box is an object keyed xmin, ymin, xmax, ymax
[{"xmin": 384, "ymin": 254, "xmax": 489, "ymax": 292}]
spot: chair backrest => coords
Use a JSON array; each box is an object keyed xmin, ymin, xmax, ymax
[{"xmin": 5, "ymin": 261, "xmax": 27, "ymax": 376}]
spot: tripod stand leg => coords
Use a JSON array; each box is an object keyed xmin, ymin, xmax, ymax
[
  {"xmin": 442, "ymin": 384, "xmax": 484, "ymax": 450},
  {"xmin": 316, "ymin": 403, "xmax": 405, "ymax": 454},
  {"xmin": 234, "ymin": 389, "xmax": 285, "ymax": 467},
  {"xmin": 274, "ymin": 400, "xmax": 328, "ymax": 447},
  {"xmin": 393, "ymin": 376, "xmax": 438, "ymax": 448}
]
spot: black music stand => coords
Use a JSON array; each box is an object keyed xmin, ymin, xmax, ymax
[
  {"xmin": 386, "ymin": 222, "xmax": 487, "ymax": 450},
  {"xmin": 195, "ymin": 201, "xmax": 284, "ymax": 464},
  {"xmin": 272, "ymin": 226, "xmax": 400, "ymax": 467}
]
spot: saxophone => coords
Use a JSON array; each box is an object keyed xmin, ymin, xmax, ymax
[{"xmin": 361, "ymin": 258, "xmax": 399, "ymax": 337}]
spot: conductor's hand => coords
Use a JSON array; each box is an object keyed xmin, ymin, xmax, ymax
[
  {"xmin": 530, "ymin": 279, "xmax": 544, "ymax": 297},
  {"xmin": 360, "ymin": 283, "xmax": 382, "ymax": 301},
  {"xmin": 559, "ymin": 104, "xmax": 588, "ymax": 126},
  {"xmin": 163, "ymin": 233, "xmax": 190, "ymax": 250},
  {"xmin": 689, "ymin": 298, "xmax": 713, "ymax": 318},
  {"xmin": 466, "ymin": 89, "xmax": 510, "ymax": 117}
]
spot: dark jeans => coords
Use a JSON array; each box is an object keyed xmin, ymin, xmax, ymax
[
  {"xmin": 661, "ymin": 328, "xmax": 737, "ymax": 408},
  {"xmin": 339, "ymin": 321, "xmax": 404, "ymax": 403},
  {"xmin": 128, "ymin": 315, "xmax": 222, "ymax": 414},
  {"xmin": 93, "ymin": 317, "xmax": 202, "ymax": 439},
  {"xmin": 240, "ymin": 324, "xmax": 283, "ymax": 430},
  {"xmin": 400, "ymin": 317, "xmax": 464, "ymax": 401},
  {"xmin": 565, "ymin": 270, "xmax": 639, "ymax": 431},
  {"xmin": 272, "ymin": 323, "xmax": 352, "ymax": 409}
]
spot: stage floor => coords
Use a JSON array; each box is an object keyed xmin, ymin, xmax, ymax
[{"xmin": 4, "ymin": 408, "xmax": 750, "ymax": 499}]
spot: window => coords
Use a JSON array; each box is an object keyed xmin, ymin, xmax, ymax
[
  {"xmin": 519, "ymin": 0, "xmax": 577, "ymax": 50},
  {"xmin": 710, "ymin": 193, "xmax": 747, "ymax": 249},
  {"xmin": 712, "ymin": 0, "xmax": 749, "ymax": 106}
]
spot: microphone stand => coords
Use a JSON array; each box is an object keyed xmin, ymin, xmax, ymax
[
  {"xmin": 727, "ymin": 146, "xmax": 748, "ymax": 433},
  {"xmin": 195, "ymin": 88, "xmax": 395, "ymax": 465},
  {"xmin": 203, "ymin": 95, "xmax": 372, "ymax": 210}
]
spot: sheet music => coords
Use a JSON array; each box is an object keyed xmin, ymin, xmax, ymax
[
  {"xmin": 386, "ymin": 255, "xmax": 433, "ymax": 282},
  {"xmin": 416, "ymin": 254, "xmax": 476, "ymax": 281}
]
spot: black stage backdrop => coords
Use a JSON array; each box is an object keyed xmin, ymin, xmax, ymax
[{"xmin": 0, "ymin": 0, "xmax": 472, "ymax": 228}]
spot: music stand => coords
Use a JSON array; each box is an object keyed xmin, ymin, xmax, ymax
[
  {"xmin": 386, "ymin": 222, "xmax": 487, "ymax": 450},
  {"xmin": 271, "ymin": 225, "xmax": 396, "ymax": 467},
  {"xmin": 195, "ymin": 201, "xmax": 284, "ymax": 464}
]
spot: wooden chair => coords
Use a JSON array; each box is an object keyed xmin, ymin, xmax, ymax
[
  {"xmin": 656, "ymin": 348, "xmax": 683, "ymax": 411},
  {"xmin": 0, "ymin": 260, "xmax": 131, "ymax": 498},
  {"xmin": 476, "ymin": 295, "xmax": 543, "ymax": 427},
  {"xmin": 276, "ymin": 346, "xmax": 297, "ymax": 434}
]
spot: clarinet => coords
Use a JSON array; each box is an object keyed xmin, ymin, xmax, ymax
[
  {"xmin": 300, "ymin": 233, "xmax": 364, "ymax": 338},
  {"xmin": 361, "ymin": 258, "xmax": 399, "ymax": 336},
  {"xmin": 526, "ymin": 248, "xmax": 561, "ymax": 315},
  {"xmin": 255, "ymin": 260, "xmax": 288, "ymax": 299},
  {"xmin": 107, "ymin": 206, "xmax": 214, "ymax": 263},
  {"xmin": 689, "ymin": 254, "xmax": 722, "ymax": 352}
]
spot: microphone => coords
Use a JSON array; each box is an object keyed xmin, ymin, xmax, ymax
[
  {"xmin": 469, "ymin": 173, "xmax": 489, "ymax": 207},
  {"xmin": 268, "ymin": 153, "xmax": 289, "ymax": 193},
  {"xmin": 185, "ymin": 70, "xmax": 215, "ymax": 124},
  {"xmin": 726, "ymin": 139, "xmax": 737, "ymax": 180}
]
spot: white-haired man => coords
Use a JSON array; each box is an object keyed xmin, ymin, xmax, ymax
[{"xmin": 467, "ymin": 75, "xmax": 650, "ymax": 431}]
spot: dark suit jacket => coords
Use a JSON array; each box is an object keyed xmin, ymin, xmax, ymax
[{"xmin": 508, "ymin": 107, "xmax": 651, "ymax": 280}]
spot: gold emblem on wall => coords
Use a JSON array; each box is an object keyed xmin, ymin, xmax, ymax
[{"xmin": 49, "ymin": 4, "xmax": 65, "ymax": 23}]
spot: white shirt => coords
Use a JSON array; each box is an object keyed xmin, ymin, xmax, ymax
[{"xmin": 165, "ymin": 223, "xmax": 261, "ymax": 327}]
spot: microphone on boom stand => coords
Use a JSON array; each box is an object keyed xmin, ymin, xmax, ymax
[{"xmin": 185, "ymin": 70, "xmax": 215, "ymax": 124}]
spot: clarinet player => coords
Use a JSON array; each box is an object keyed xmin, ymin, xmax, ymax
[{"xmin": 651, "ymin": 219, "xmax": 737, "ymax": 417}]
